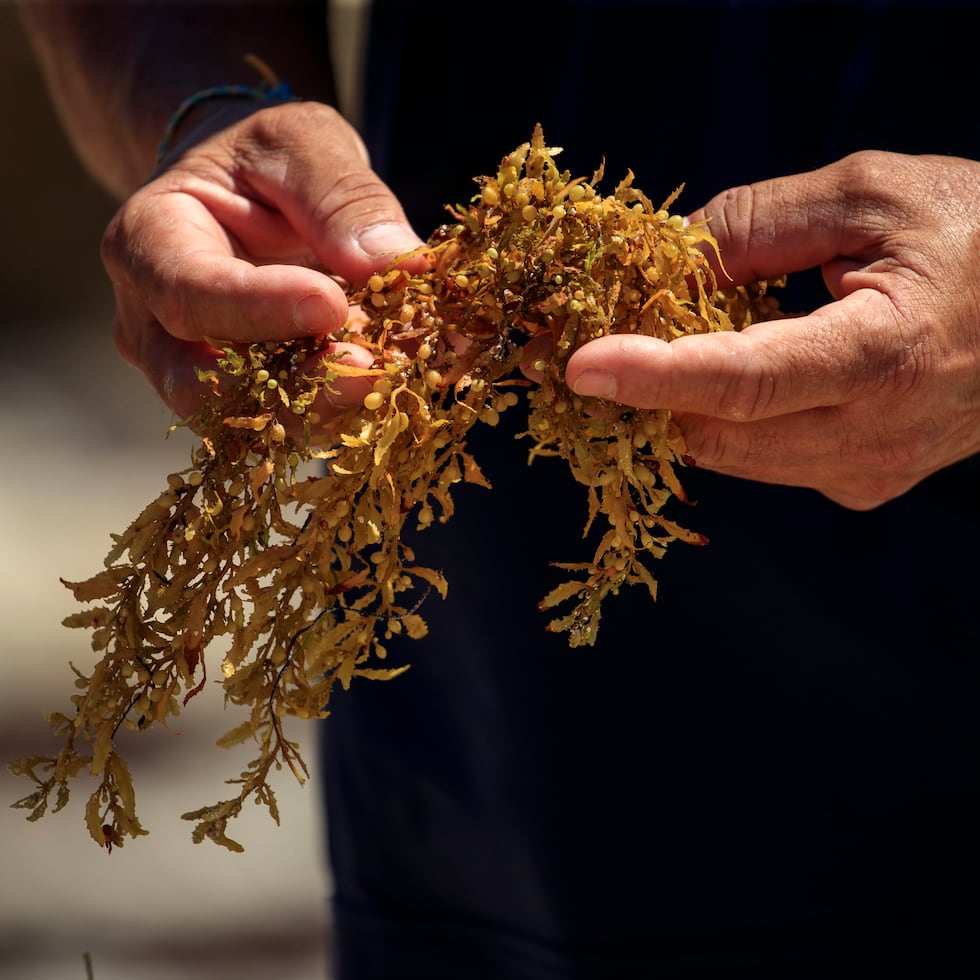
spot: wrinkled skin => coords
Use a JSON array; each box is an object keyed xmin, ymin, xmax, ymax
[
  {"xmin": 100, "ymin": 101, "xmax": 426, "ymax": 421},
  {"xmin": 565, "ymin": 151, "xmax": 980, "ymax": 510}
]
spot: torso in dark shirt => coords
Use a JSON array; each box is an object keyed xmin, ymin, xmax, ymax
[{"xmin": 322, "ymin": 3, "xmax": 980, "ymax": 975}]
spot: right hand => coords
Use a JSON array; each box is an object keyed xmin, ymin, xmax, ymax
[{"xmin": 101, "ymin": 100, "xmax": 425, "ymax": 420}]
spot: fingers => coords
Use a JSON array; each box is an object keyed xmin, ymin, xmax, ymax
[
  {"xmin": 112, "ymin": 311, "xmax": 220, "ymax": 421},
  {"xmin": 225, "ymin": 102, "xmax": 426, "ymax": 283},
  {"xmin": 672, "ymin": 403, "xmax": 935, "ymax": 497},
  {"xmin": 565, "ymin": 288, "xmax": 906, "ymax": 422},
  {"xmin": 687, "ymin": 173, "xmax": 840, "ymax": 286},
  {"xmin": 562, "ymin": 285, "xmax": 935, "ymax": 509},
  {"xmin": 115, "ymin": 305, "xmax": 379, "ymax": 422},
  {"xmin": 674, "ymin": 405, "xmax": 853, "ymax": 471},
  {"xmin": 302, "ymin": 342, "xmax": 376, "ymax": 413},
  {"xmin": 104, "ymin": 194, "xmax": 352, "ymax": 345},
  {"xmin": 686, "ymin": 151, "xmax": 905, "ymax": 288},
  {"xmin": 563, "ymin": 152, "xmax": 980, "ymax": 507},
  {"xmin": 104, "ymin": 101, "xmax": 429, "ymax": 426},
  {"xmin": 104, "ymin": 102, "xmax": 426, "ymax": 346}
]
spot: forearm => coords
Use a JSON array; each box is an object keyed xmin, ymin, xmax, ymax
[{"xmin": 17, "ymin": 1, "xmax": 334, "ymax": 199}]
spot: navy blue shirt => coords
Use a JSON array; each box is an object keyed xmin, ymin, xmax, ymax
[{"xmin": 323, "ymin": 2, "xmax": 980, "ymax": 975}]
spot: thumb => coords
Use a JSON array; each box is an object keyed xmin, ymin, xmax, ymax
[{"xmin": 241, "ymin": 103, "xmax": 426, "ymax": 283}]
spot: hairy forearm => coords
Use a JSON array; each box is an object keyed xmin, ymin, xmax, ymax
[{"xmin": 18, "ymin": 1, "xmax": 335, "ymax": 198}]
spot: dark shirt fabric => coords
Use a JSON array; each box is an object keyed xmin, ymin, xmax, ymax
[{"xmin": 321, "ymin": 1, "xmax": 980, "ymax": 976}]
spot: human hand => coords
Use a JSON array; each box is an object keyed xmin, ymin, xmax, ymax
[
  {"xmin": 101, "ymin": 100, "xmax": 425, "ymax": 420},
  {"xmin": 564, "ymin": 152, "xmax": 980, "ymax": 509}
]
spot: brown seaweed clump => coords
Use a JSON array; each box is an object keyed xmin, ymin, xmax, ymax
[{"xmin": 10, "ymin": 126, "xmax": 781, "ymax": 852}]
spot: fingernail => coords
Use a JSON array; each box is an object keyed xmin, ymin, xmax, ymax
[
  {"xmin": 293, "ymin": 293, "xmax": 336, "ymax": 334},
  {"xmin": 571, "ymin": 369, "xmax": 618, "ymax": 400},
  {"xmin": 355, "ymin": 222, "xmax": 421, "ymax": 259}
]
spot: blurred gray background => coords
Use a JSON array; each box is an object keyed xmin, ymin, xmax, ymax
[{"xmin": 0, "ymin": 5, "xmax": 334, "ymax": 977}]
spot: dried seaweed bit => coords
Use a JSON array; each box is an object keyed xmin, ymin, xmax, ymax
[{"xmin": 9, "ymin": 126, "xmax": 783, "ymax": 851}]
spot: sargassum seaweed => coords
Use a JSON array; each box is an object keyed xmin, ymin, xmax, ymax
[{"xmin": 10, "ymin": 127, "xmax": 782, "ymax": 851}]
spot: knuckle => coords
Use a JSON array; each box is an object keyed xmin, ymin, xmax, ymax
[
  {"xmin": 713, "ymin": 348, "xmax": 777, "ymax": 422},
  {"xmin": 311, "ymin": 169, "xmax": 397, "ymax": 229},
  {"xmin": 706, "ymin": 180, "xmax": 799, "ymax": 279},
  {"xmin": 245, "ymin": 100, "xmax": 344, "ymax": 148},
  {"xmin": 676, "ymin": 416, "xmax": 731, "ymax": 467},
  {"xmin": 833, "ymin": 150, "xmax": 912, "ymax": 225},
  {"xmin": 835, "ymin": 150, "xmax": 892, "ymax": 194},
  {"xmin": 703, "ymin": 183, "xmax": 757, "ymax": 270},
  {"xmin": 238, "ymin": 101, "xmax": 369, "ymax": 176},
  {"xmin": 235, "ymin": 101, "xmax": 391, "ymax": 231},
  {"xmin": 151, "ymin": 260, "xmax": 197, "ymax": 336},
  {"xmin": 716, "ymin": 370, "xmax": 776, "ymax": 422}
]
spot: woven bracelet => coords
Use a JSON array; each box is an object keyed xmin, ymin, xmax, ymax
[{"xmin": 155, "ymin": 54, "xmax": 299, "ymax": 163}]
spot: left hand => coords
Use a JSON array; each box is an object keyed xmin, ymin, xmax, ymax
[{"xmin": 564, "ymin": 151, "xmax": 980, "ymax": 509}]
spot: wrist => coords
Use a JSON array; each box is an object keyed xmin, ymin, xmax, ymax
[
  {"xmin": 155, "ymin": 56, "xmax": 300, "ymax": 168},
  {"xmin": 154, "ymin": 98, "xmax": 280, "ymax": 173}
]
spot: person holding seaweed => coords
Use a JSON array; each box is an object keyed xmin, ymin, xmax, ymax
[{"xmin": 17, "ymin": 1, "xmax": 980, "ymax": 976}]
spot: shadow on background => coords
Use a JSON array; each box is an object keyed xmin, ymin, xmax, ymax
[{"xmin": 0, "ymin": 7, "xmax": 332, "ymax": 978}]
